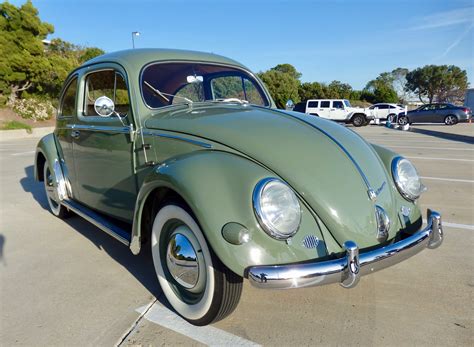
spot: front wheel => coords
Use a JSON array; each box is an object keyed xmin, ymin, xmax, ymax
[
  {"xmin": 444, "ymin": 115, "xmax": 458, "ymax": 125},
  {"xmin": 352, "ymin": 114, "xmax": 366, "ymax": 127},
  {"xmin": 398, "ymin": 116, "xmax": 409, "ymax": 125},
  {"xmin": 151, "ymin": 204, "xmax": 243, "ymax": 326}
]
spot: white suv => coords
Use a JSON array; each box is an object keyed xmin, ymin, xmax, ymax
[
  {"xmin": 369, "ymin": 103, "xmax": 406, "ymax": 121},
  {"xmin": 300, "ymin": 99, "xmax": 374, "ymax": 127}
]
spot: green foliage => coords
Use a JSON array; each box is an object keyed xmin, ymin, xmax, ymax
[
  {"xmin": 1, "ymin": 120, "xmax": 32, "ymax": 133},
  {"xmin": 405, "ymin": 65, "xmax": 468, "ymax": 103},
  {"xmin": 11, "ymin": 97, "xmax": 55, "ymax": 121},
  {"xmin": 0, "ymin": 1, "xmax": 104, "ymax": 104},
  {"xmin": 258, "ymin": 64, "xmax": 301, "ymax": 108},
  {"xmin": 0, "ymin": 0, "xmax": 54, "ymax": 103},
  {"xmin": 364, "ymin": 72, "xmax": 399, "ymax": 103}
]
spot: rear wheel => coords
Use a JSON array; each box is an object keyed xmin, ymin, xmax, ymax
[
  {"xmin": 151, "ymin": 204, "xmax": 243, "ymax": 326},
  {"xmin": 444, "ymin": 115, "xmax": 458, "ymax": 125},
  {"xmin": 352, "ymin": 114, "xmax": 365, "ymax": 127},
  {"xmin": 43, "ymin": 163, "xmax": 70, "ymax": 218}
]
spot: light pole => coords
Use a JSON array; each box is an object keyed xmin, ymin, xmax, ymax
[{"xmin": 131, "ymin": 31, "xmax": 140, "ymax": 49}]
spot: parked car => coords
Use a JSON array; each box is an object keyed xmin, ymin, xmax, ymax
[
  {"xmin": 369, "ymin": 103, "xmax": 405, "ymax": 121},
  {"xmin": 293, "ymin": 99, "xmax": 374, "ymax": 126},
  {"xmin": 464, "ymin": 88, "xmax": 474, "ymax": 111},
  {"xmin": 35, "ymin": 49, "xmax": 443, "ymax": 326},
  {"xmin": 398, "ymin": 103, "xmax": 472, "ymax": 125}
]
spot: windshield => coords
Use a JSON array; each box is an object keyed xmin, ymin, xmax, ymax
[
  {"xmin": 141, "ymin": 62, "xmax": 269, "ymax": 108},
  {"xmin": 344, "ymin": 100, "xmax": 351, "ymax": 107}
]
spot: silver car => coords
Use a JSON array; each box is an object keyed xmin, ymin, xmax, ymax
[{"xmin": 398, "ymin": 103, "xmax": 472, "ymax": 125}]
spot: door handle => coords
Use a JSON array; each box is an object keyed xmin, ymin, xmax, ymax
[{"xmin": 71, "ymin": 130, "xmax": 81, "ymax": 139}]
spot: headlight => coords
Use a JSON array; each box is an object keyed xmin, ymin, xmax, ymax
[
  {"xmin": 253, "ymin": 178, "xmax": 301, "ymax": 239},
  {"xmin": 391, "ymin": 157, "xmax": 424, "ymax": 201}
]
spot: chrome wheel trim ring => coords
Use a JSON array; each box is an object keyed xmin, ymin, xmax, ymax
[{"xmin": 44, "ymin": 165, "xmax": 61, "ymax": 215}]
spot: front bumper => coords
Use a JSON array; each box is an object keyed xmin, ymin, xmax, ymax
[{"xmin": 248, "ymin": 209, "xmax": 443, "ymax": 289}]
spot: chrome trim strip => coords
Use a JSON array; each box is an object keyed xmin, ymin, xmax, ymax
[
  {"xmin": 141, "ymin": 131, "xmax": 212, "ymax": 148},
  {"xmin": 248, "ymin": 209, "xmax": 442, "ymax": 290},
  {"xmin": 66, "ymin": 124, "xmax": 131, "ymax": 134},
  {"xmin": 61, "ymin": 199, "xmax": 131, "ymax": 246}
]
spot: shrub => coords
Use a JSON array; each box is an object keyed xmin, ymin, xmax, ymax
[
  {"xmin": 10, "ymin": 98, "xmax": 56, "ymax": 121},
  {"xmin": 1, "ymin": 120, "xmax": 33, "ymax": 133}
]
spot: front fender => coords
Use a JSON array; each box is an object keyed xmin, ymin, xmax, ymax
[{"xmin": 131, "ymin": 150, "xmax": 329, "ymax": 276}]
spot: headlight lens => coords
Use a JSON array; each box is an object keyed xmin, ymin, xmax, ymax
[
  {"xmin": 253, "ymin": 178, "xmax": 301, "ymax": 239},
  {"xmin": 391, "ymin": 157, "xmax": 424, "ymax": 201}
]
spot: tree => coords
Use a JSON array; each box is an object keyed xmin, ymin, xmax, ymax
[
  {"xmin": 258, "ymin": 64, "xmax": 301, "ymax": 108},
  {"xmin": 0, "ymin": 0, "xmax": 54, "ymax": 103},
  {"xmin": 298, "ymin": 82, "xmax": 326, "ymax": 100},
  {"xmin": 364, "ymin": 73, "xmax": 399, "ymax": 103},
  {"xmin": 406, "ymin": 65, "xmax": 468, "ymax": 103},
  {"xmin": 327, "ymin": 80, "xmax": 353, "ymax": 99},
  {"xmin": 391, "ymin": 67, "xmax": 410, "ymax": 103}
]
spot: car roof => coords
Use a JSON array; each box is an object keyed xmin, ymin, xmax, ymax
[{"xmin": 78, "ymin": 48, "xmax": 247, "ymax": 72}]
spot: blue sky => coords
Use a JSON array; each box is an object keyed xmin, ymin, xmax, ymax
[{"xmin": 13, "ymin": 0, "xmax": 474, "ymax": 89}]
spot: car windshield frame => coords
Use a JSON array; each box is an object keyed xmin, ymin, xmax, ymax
[
  {"xmin": 139, "ymin": 60, "xmax": 271, "ymax": 110},
  {"xmin": 343, "ymin": 100, "xmax": 351, "ymax": 107}
]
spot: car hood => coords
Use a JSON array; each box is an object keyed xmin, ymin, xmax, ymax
[{"xmin": 145, "ymin": 104, "xmax": 398, "ymax": 248}]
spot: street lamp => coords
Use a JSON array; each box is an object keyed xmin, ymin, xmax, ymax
[{"xmin": 131, "ymin": 31, "xmax": 140, "ymax": 49}]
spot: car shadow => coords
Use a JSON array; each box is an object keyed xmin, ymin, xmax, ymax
[
  {"xmin": 20, "ymin": 164, "xmax": 171, "ymax": 306},
  {"xmin": 408, "ymin": 126, "xmax": 474, "ymax": 145}
]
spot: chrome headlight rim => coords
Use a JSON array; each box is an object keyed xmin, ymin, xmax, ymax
[
  {"xmin": 252, "ymin": 178, "xmax": 302, "ymax": 240},
  {"xmin": 391, "ymin": 156, "xmax": 422, "ymax": 201}
]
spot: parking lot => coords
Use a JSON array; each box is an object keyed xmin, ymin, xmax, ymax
[{"xmin": 0, "ymin": 123, "xmax": 472, "ymax": 346}]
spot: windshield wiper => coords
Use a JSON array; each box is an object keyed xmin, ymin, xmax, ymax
[{"xmin": 144, "ymin": 81, "xmax": 193, "ymax": 105}]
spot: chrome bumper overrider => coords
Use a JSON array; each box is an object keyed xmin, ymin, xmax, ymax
[{"xmin": 248, "ymin": 209, "xmax": 443, "ymax": 289}]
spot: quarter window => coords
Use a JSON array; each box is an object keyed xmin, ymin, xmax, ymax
[
  {"xmin": 60, "ymin": 76, "xmax": 77, "ymax": 117},
  {"xmin": 307, "ymin": 101, "xmax": 318, "ymax": 108},
  {"xmin": 84, "ymin": 70, "xmax": 130, "ymax": 116}
]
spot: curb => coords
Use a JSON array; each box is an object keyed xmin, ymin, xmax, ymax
[{"xmin": 0, "ymin": 127, "xmax": 54, "ymax": 142}]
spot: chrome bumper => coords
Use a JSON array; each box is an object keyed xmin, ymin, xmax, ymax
[{"xmin": 248, "ymin": 209, "xmax": 443, "ymax": 289}]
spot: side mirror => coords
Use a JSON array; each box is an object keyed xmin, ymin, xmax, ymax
[
  {"xmin": 94, "ymin": 96, "xmax": 115, "ymax": 117},
  {"xmin": 285, "ymin": 99, "xmax": 295, "ymax": 111}
]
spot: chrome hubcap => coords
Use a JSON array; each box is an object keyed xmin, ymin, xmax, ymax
[
  {"xmin": 166, "ymin": 229, "xmax": 200, "ymax": 290},
  {"xmin": 45, "ymin": 168, "xmax": 59, "ymax": 207}
]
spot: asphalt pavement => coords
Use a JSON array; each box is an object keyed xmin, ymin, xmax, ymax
[{"xmin": 0, "ymin": 123, "xmax": 472, "ymax": 346}]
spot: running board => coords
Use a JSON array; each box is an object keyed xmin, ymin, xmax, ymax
[{"xmin": 62, "ymin": 199, "xmax": 131, "ymax": 246}]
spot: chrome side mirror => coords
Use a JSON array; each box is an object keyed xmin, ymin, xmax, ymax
[
  {"xmin": 285, "ymin": 99, "xmax": 295, "ymax": 111},
  {"xmin": 94, "ymin": 96, "xmax": 115, "ymax": 117}
]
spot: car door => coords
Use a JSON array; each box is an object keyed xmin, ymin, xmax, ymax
[
  {"xmin": 70, "ymin": 65, "xmax": 137, "ymax": 222},
  {"xmin": 330, "ymin": 100, "xmax": 346, "ymax": 120},
  {"xmin": 306, "ymin": 100, "xmax": 319, "ymax": 115},
  {"xmin": 56, "ymin": 75, "xmax": 80, "ymax": 195},
  {"xmin": 318, "ymin": 100, "xmax": 331, "ymax": 119}
]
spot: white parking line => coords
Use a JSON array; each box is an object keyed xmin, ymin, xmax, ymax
[
  {"xmin": 423, "ymin": 220, "xmax": 474, "ymax": 231},
  {"xmin": 421, "ymin": 176, "xmax": 474, "ymax": 183},
  {"xmin": 11, "ymin": 151, "xmax": 35, "ymax": 156},
  {"xmin": 388, "ymin": 145, "xmax": 474, "ymax": 151},
  {"xmin": 134, "ymin": 302, "xmax": 260, "ymax": 346},
  {"xmin": 406, "ymin": 156, "xmax": 474, "ymax": 162}
]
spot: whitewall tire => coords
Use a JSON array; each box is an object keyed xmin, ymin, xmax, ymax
[{"xmin": 151, "ymin": 204, "xmax": 242, "ymax": 325}]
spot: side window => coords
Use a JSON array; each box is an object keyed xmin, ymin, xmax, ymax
[
  {"xmin": 320, "ymin": 101, "xmax": 330, "ymax": 108},
  {"xmin": 84, "ymin": 70, "xmax": 130, "ymax": 116},
  {"xmin": 60, "ymin": 76, "xmax": 78, "ymax": 117},
  {"xmin": 307, "ymin": 101, "xmax": 318, "ymax": 108},
  {"xmin": 332, "ymin": 101, "xmax": 344, "ymax": 109}
]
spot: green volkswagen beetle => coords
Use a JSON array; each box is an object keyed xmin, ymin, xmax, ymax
[{"xmin": 35, "ymin": 49, "xmax": 443, "ymax": 326}]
